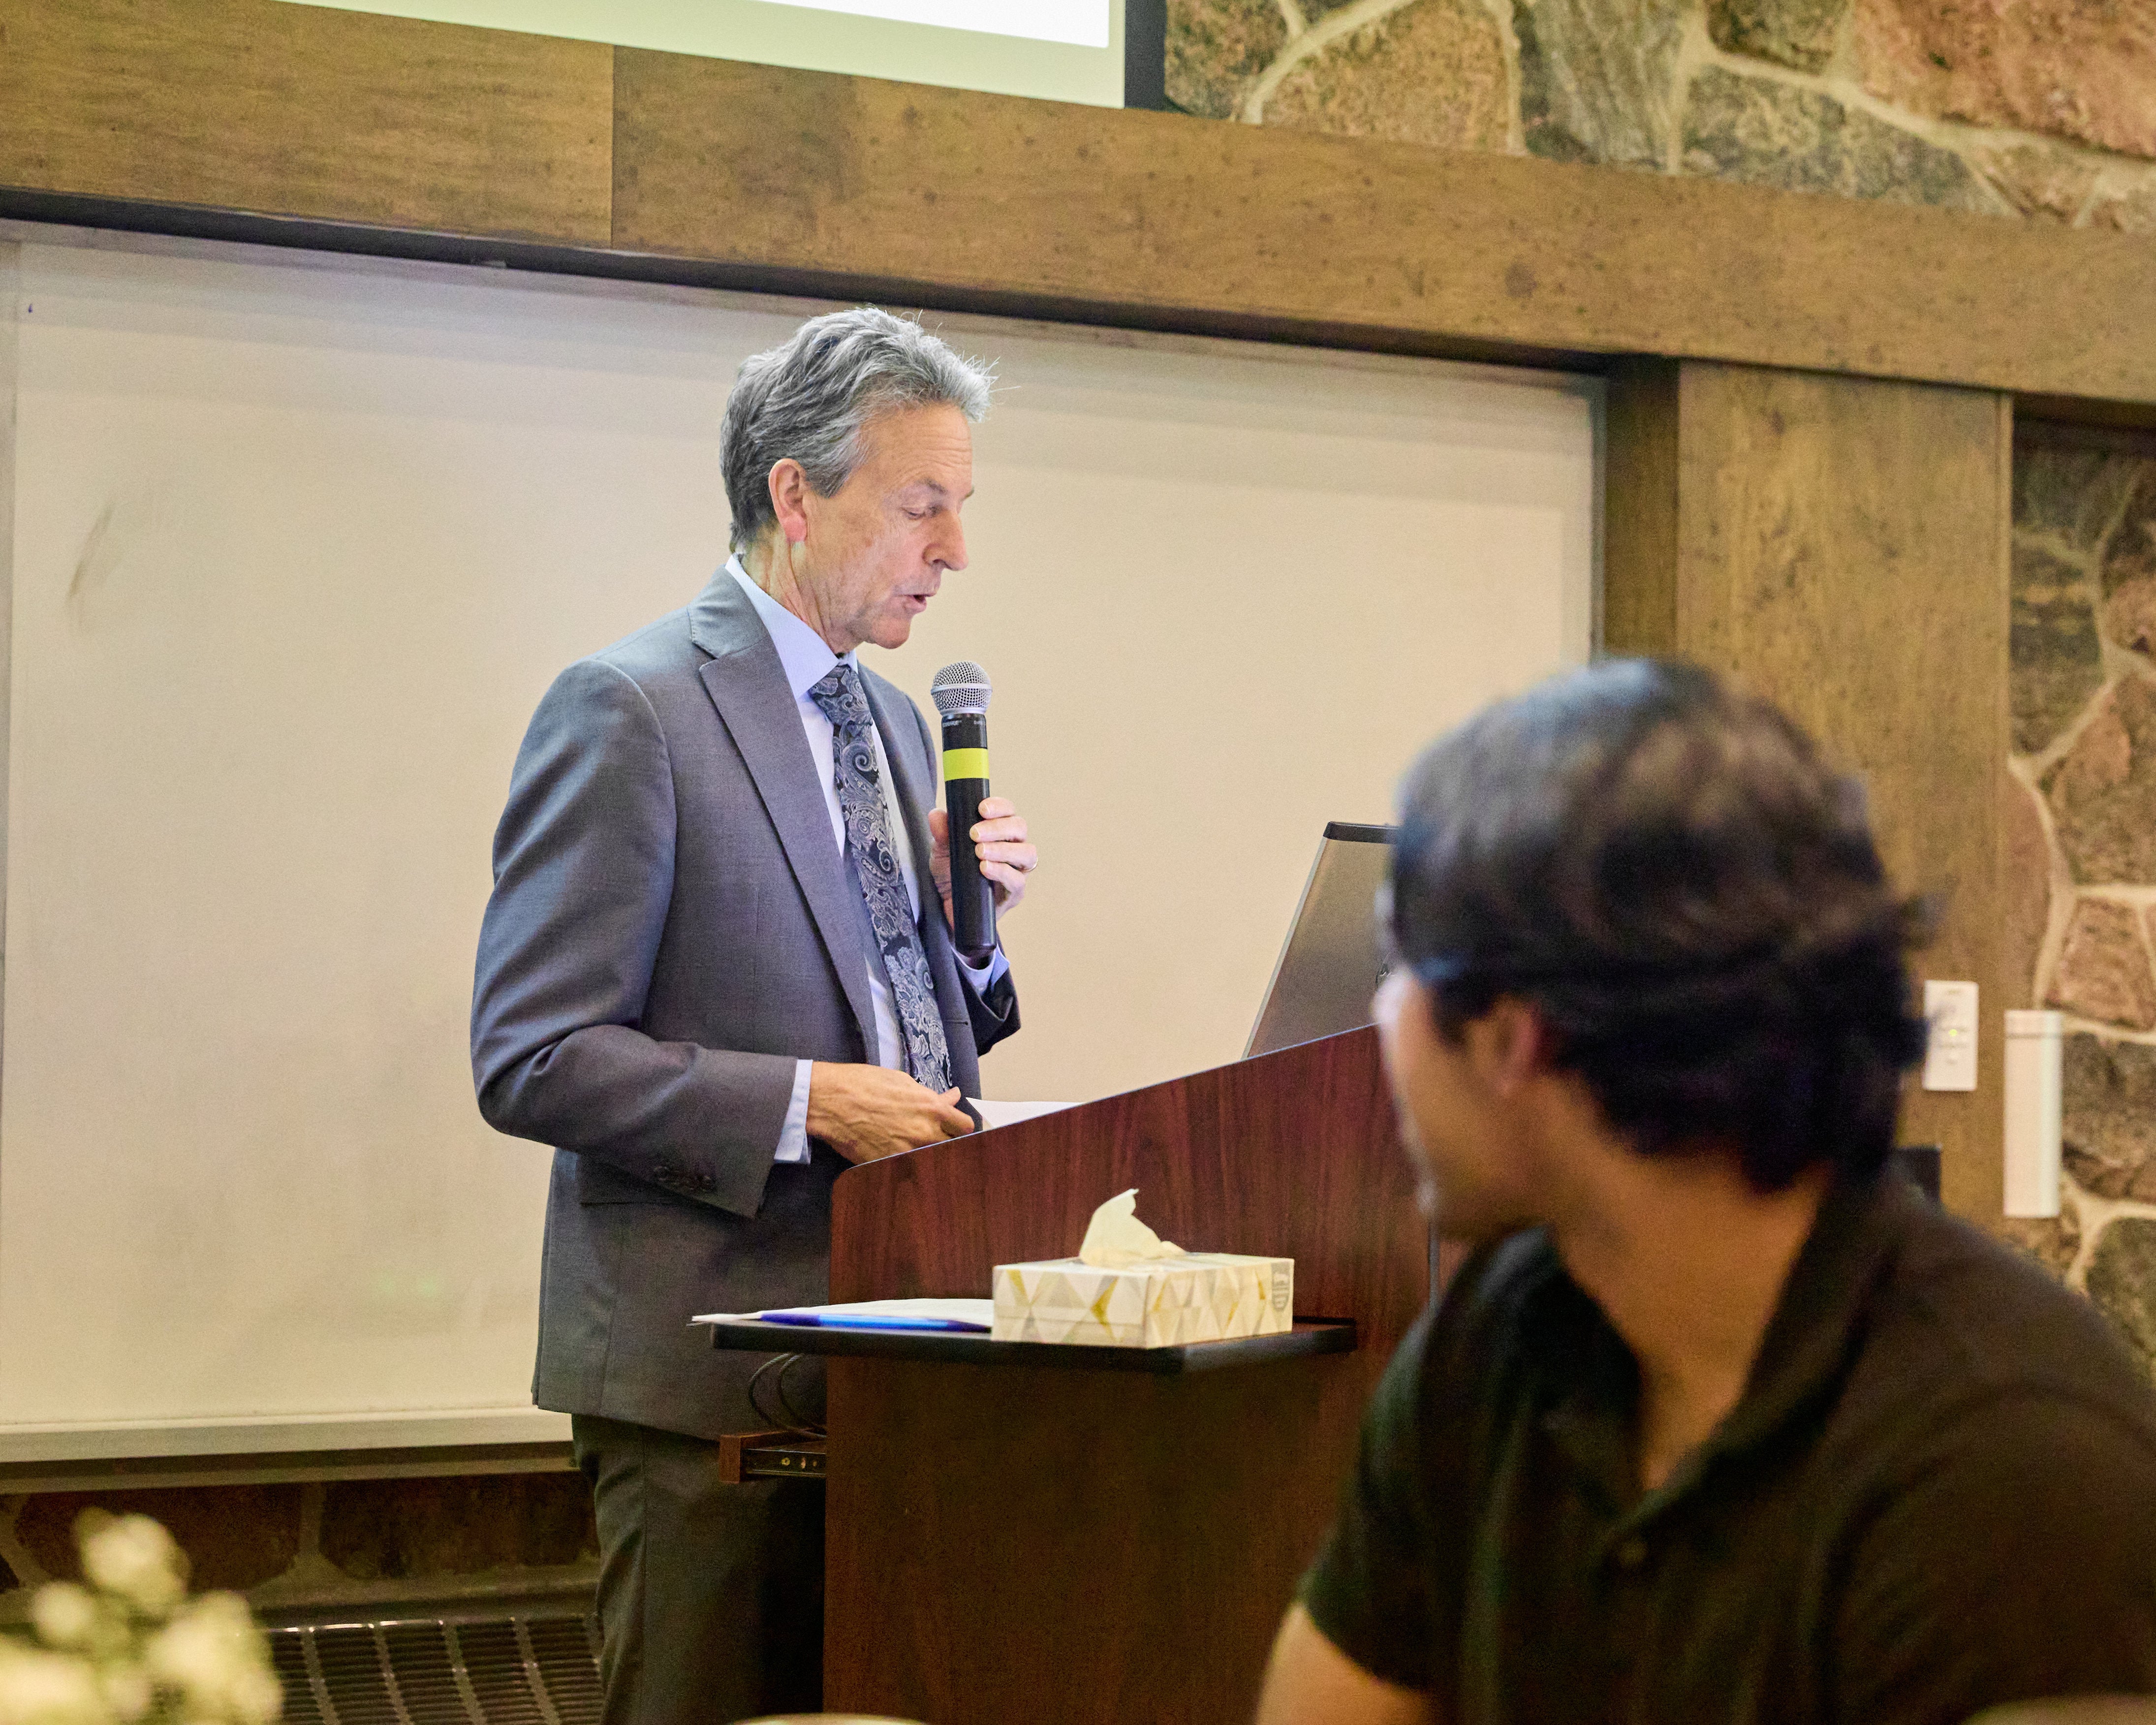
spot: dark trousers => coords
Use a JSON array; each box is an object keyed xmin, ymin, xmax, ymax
[{"xmin": 572, "ymin": 1413, "xmax": 825, "ymax": 1725}]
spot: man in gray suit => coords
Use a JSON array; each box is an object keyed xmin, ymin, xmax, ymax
[{"xmin": 471, "ymin": 308, "xmax": 1035, "ymax": 1723}]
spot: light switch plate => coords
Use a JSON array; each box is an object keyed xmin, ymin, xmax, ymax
[{"xmin": 1922, "ymin": 980, "xmax": 1979, "ymax": 1092}]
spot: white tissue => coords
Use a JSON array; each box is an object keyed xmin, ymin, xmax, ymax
[{"xmin": 1078, "ymin": 1188, "xmax": 1184, "ymax": 1268}]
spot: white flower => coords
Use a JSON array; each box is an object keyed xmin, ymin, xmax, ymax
[
  {"xmin": 0, "ymin": 1644, "xmax": 110, "ymax": 1725},
  {"xmin": 94, "ymin": 1667, "xmax": 150, "ymax": 1725},
  {"xmin": 76, "ymin": 1516, "xmax": 186, "ymax": 1620},
  {"xmin": 227, "ymin": 1666, "xmax": 282, "ymax": 1725},
  {"xmin": 144, "ymin": 1596, "xmax": 280, "ymax": 1725},
  {"xmin": 26, "ymin": 1588, "xmax": 96, "ymax": 1654},
  {"xmin": 26, "ymin": 1589, "xmax": 125, "ymax": 1667}
]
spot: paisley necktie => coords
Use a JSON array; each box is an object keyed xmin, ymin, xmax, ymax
[{"xmin": 807, "ymin": 663, "xmax": 953, "ymax": 1094}]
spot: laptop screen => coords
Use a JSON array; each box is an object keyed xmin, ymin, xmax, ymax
[{"xmin": 1246, "ymin": 823, "xmax": 1395, "ymax": 1060}]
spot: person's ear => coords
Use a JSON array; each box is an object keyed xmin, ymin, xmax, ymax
[
  {"xmin": 1482, "ymin": 997, "xmax": 1550, "ymax": 1098},
  {"xmin": 767, "ymin": 458, "xmax": 812, "ymax": 547}
]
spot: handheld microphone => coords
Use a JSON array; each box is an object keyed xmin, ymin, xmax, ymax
[{"xmin": 931, "ymin": 661, "xmax": 997, "ymax": 962}]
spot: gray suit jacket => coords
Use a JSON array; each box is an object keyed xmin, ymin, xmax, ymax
[{"xmin": 471, "ymin": 572, "xmax": 1018, "ymax": 1440}]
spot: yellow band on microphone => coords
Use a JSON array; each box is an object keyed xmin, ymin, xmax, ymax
[{"xmin": 943, "ymin": 748, "xmax": 991, "ymax": 782}]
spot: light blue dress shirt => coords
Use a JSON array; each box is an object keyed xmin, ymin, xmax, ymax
[{"xmin": 724, "ymin": 561, "xmax": 1006, "ymax": 1163}]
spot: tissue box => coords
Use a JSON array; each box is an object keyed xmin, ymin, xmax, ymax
[{"xmin": 991, "ymin": 1253, "xmax": 1294, "ymax": 1348}]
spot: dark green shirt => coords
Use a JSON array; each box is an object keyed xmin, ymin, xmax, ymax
[{"xmin": 1302, "ymin": 1173, "xmax": 2156, "ymax": 1725}]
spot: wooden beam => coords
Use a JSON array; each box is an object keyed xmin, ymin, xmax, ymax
[
  {"xmin": 609, "ymin": 49, "xmax": 2156, "ymax": 408},
  {"xmin": 0, "ymin": 1, "xmax": 2144, "ymax": 406},
  {"xmin": 0, "ymin": 0, "xmax": 613, "ymax": 243},
  {"xmin": 1605, "ymin": 363, "xmax": 2012, "ymax": 1222},
  {"xmin": 1602, "ymin": 359, "xmax": 1682, "ymax": 659}
]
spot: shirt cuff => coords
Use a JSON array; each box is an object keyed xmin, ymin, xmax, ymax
[
  {"xmin": 774, "ymin": 1059, "xmax": 813, "ymax": 1164},
  {"xmin": 956, "ymin": 943, "xmax": 1009, "ymax": 989}
]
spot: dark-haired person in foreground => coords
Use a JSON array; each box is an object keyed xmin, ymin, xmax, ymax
[{"xmin": 1256, "ymin": 661, "xmax": 2156, "ymax": 1725}]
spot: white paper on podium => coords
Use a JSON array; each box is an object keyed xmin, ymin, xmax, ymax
[{"xmin": 972, "ymin": 1098, "xmax": 1073, "ymax": 1129}]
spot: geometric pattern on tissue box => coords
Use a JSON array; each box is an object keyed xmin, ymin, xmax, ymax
[{"xmin": 991, "ymin": 1254, "xmax": 1294, "ymax": 1349}]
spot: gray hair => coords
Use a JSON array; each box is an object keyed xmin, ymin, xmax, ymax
[{"xmin": 720, "ymin": 307, "xmax": 995, "ymax": 550}]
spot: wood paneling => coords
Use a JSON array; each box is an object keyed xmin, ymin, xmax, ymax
[
  {"xmin": 824, "ymin": 1026, "xmax": 1422, "ymax": 1725},
  {"xmin": 825, "ymin": 1354, "xmax": 1368, "ymax": 1725},
  {"xmin": 1603, "ymin": 359, "xmax": 1682, "ymax": 659},
  {"xmin": 1604, "ymin": 363, "xmax": 2012, "ymax": 1220},
  {"xmin": 0, "ymin": 0, "xmax": 612, "ymax": 242}
]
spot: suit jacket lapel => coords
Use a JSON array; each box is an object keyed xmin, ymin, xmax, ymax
[{"xmin": 689, "ymin": 575, "xmax": 878, "ymax": 1059}]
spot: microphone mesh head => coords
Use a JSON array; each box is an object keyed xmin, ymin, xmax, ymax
[{"xmin": 931, "ymin": 660, "xmax": 992, "ymax": 717}]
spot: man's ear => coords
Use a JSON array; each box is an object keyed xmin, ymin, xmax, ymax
[
  {"xmin": 767, "ymin": 458, "xmax": 812, "ymax": 546},
  {"xmin": 1482, "ymin": 997, "xmax": 1551, "ymax": 1097}
]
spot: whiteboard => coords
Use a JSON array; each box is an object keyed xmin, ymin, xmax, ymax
[
  {"xmin": 280, "ymin": 0, "xmax": 1125, "ymax": 104},
  {"xmin": 0, "ymin": 229, "xmax": 1595, "ymax": 1459}
]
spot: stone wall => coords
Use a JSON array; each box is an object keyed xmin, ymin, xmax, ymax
[
  {"xmin": 2004, "ymin": 432, "xmax": 2156, "ymax": 1373},
  {"xmin": 1169, "ymin": 0, "xmax": 2156, "ymax": 232},
  {"xmin": 0, "ymin": 1472, "xmax": 597, "ymax": 1625}
]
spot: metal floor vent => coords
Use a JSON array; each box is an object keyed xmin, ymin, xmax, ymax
[{"xmin": 267, "ymin": 1615, "xmax": 603, "ymax": 1725}]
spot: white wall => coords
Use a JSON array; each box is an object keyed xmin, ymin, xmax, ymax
[{"xmin": 0, "ymin": 229, "xmax": 1594, "ymax": 1457}]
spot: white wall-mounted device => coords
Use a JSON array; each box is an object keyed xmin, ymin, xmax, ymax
[
  {"xmin": 2003, "ymin": 1009, "xmax": 2065, "ymax": 1220},
  {"xmin": 1921, "ymin": 980, "xmax": 1980, "ymax": 1093}
]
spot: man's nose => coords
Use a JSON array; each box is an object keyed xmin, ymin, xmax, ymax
[{"xmin": 937, "ymin": 515, "xmax": 969, "ymax": 575}]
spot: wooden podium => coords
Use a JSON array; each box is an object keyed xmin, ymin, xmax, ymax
[{"xmin": 817, "ymin": 1025, "xmax": 1428, "ymax": 1725}]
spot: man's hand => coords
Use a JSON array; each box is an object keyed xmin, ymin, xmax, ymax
[
  {"xmin": 929, "ymin": 796, "xmax": 1037, "ymax": 922},
  {"xmin": 806, "ymin": 1063, "xmax": 974, "ymax": 1164}
]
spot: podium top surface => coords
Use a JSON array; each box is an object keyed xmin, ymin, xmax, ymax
[{"xmin": 699, "ymin": 1318, "xmax": 1357, "ymax": 1375}]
